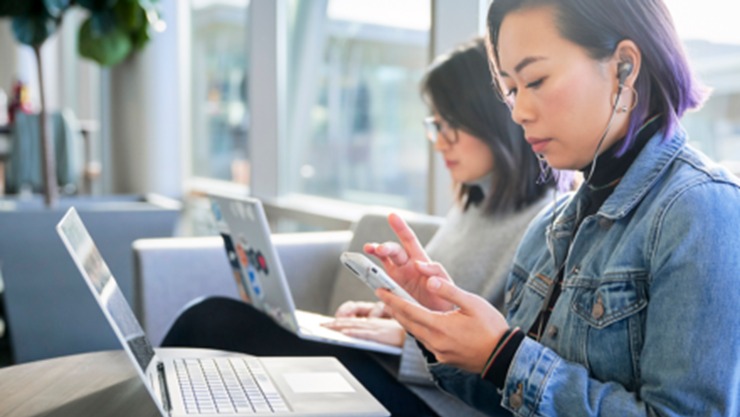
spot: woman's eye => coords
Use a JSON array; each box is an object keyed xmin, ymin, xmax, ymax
[
  {"xmin": 526, "ymin": 78, "xmax": 545, "ymax": 89},
  {"xmin": 505, "ymin": 87, "xmax": 518, "ymax": 97}
]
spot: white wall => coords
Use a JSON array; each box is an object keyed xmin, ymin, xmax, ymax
[
  {"xmin": 107, "ymin": 0, "xmax": 188, "ymax": 198},
  {"xmin": 0, "ymin": 21, "xmax": 18, "ymax": 103}
]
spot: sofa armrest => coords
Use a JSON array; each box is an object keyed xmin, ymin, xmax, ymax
[
  {"xmin": 133, "ymin": 236, "xmax": 235, "ymax": 346},
  {"xmin": 273, "ymin": 230, "xmax": 352, "ymax": 315}
]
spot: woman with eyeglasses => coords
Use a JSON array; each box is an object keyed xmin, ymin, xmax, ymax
[
  {"xmin": 162, "ymin": 37, "xmax": 566, "ymax": 417},
  {"xmin": 368, "ymin": 1, "xmax": 740, "ymax": 416}
]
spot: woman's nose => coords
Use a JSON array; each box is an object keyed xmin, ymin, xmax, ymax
[
  {"xmin": 510, "ymin": 94, "xmax": 533, "ymax": 126},
  {"xmin": 433, "ymin": 136, "xmax": 450, "ymax": 152}
]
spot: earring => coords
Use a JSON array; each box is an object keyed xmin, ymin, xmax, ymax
[
  {"xmin": 535, "ymin": 154, "xmax": 552, "ymax": 185},
  {"xmin": 614, "ymin": 85, "xmax": 639, "ymax": 114}
]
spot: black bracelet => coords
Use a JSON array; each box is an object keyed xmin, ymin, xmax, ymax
[{"xmin": 481, "ymin": 327, "xmax": 525, "ymax": 389}]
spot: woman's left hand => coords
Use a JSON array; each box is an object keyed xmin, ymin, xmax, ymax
[
  {"xmin": 334, "ymin": 301, "xmax": 390, "ymax": 319},
  {"xmin": 377, "ymin": 275, "xmax": 509, "ymax": 373},
  {"xmin": 321, "ymin": 317, "xmax": 406, "ymax": 347}
]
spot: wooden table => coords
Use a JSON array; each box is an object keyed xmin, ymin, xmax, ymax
[
  {"xmin": 0, "ymin": 349, "xmax": 189, "ymax": 417},
  {"xmin": 0, "ymin": 350, "xmax": 158, "ymax": 417}
]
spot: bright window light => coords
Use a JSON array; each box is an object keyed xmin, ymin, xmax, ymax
[
  {"xmin": 327, "ymin": 0, "xmax": 430, "ymax": 30},
  {"xmin": 665, "ymin": 0, "xmax": 740, "ymax": 44},
  {"xmin": 191, "ymin": 0, "xmax": 249, "ymax": 11}
]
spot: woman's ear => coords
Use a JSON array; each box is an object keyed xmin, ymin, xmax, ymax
[{"xmin": 613, "ymin": 39, "xmax": 642, "ymax": 88}]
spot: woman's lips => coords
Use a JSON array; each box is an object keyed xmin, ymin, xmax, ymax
[
  {"xmin": 527, "ymin": 138, "xmax": 551, "ymax": 154},
  {"xmin": 445, "ymin": 159, "xmax": 458, "ymax": 169}
]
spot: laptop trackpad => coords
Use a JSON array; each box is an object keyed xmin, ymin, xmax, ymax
[{"xmin": 284, "ymin": 372, "xmax": 356, "ymax": 393}]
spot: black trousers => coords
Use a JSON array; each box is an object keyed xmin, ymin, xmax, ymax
[{"xmin": 161, "ymin": 296, "xmax": 439, "ymax": 417}]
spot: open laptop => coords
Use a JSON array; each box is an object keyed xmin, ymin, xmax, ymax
[
  {"xmin": 208, "ymin": 194, "xmax": 402, "ymax": 356},
  {"xmin": 56, "ymin": 207, "xmax": 388, "ymax": 417}
]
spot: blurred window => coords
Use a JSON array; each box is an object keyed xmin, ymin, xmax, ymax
[
  {"xmin": 283, "ymin": 0, "xmax": 431, "ymax": 211},
  {"xmin": 190, "ymin": 0, "xmax": 250, "ymax": 184},
  {"xmin": 666, "ymin": 1, "xmax": 740, "ymax": 174}
]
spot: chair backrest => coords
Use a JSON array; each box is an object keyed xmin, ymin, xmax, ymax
[
  {"xmin": 326, "ymin": 211, "xmax": 443, "ymax": 314},
  {"xmin": 133, "ymin": 236, "xmax": 236, "ymax": 346},
  {"xmin": 5, "ymin": 109, "xmax": 81, "ymax": 194},
  {"xmin": 0, "ymin": 196, "xmax": 180, "ymax": 363}
]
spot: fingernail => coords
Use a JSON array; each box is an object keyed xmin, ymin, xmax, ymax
[
  {"xmin": 428, "ymin": 277, "xmax": 441, "ymax": 290},
  {"xmin": 417, "ymin": 261, "xmax": 433, "ymax": 270}
]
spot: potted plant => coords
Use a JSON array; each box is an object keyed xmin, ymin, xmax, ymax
[
  {"xmin": 0, "ymin": 1, "xmax": 180, "ymax": 364},
  {"xmin": 0, "ymin": 0, "xmax": 164, "ymax": 207}
]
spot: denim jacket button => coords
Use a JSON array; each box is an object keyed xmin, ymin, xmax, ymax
[
  {"xmin": 509, "ymin": 383, "xmax": 524, "ymax": 409},
  {"xmin": 592, "ymin": 297, "xmax": 605, "ymax": 320},
  {"xmin": 510, "ymin": 392, "xmax": 523, "ymax": 409}
]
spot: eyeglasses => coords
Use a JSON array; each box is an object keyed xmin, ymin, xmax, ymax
[{"xmin": 423, "ymin": 116, "xmax": 459, "ymax": 145}]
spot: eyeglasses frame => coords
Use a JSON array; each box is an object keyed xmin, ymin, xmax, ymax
[{"xmin": 423, "ymin": 116, "xmax": 460, "ymax": 145}]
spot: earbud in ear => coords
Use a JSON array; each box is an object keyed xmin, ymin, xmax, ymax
[{"xmin": 617, "ymin": 61, "xmax": 633, "ymax": 85}]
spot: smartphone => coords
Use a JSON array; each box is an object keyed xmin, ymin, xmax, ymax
[{"xmin": 340, "ymin": 251, "xmax": 419, "ymax": 305}]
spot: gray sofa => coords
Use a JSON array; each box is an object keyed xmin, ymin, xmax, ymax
[
  {"xmin": 0, "ymin": 195, "xmax": 180, "ymax": 363},
  {"xmin": 133, "ymin": 212, "xmax": 443, "ymax": 346}
]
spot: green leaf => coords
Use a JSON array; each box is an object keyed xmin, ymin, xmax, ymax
[
  {"xmin": 0, "ymin": 1, "xmax": 32, "ymax": 16},
  {"xmin": 11, "ymin": 14, "xmax": 57, "ymax": 46},
  {"xmin": 130, "ymin": 22, "xmax": 150, "ymax": 50},
  {"xmin": 114, "ymin": 0, "xmax": 145, "ymax": 32},
  {"xmin": 42, "ymin": 0, "xmax": 72, "ymax": 18},
  {"xmin": 76, "ymin": 0, "xmax": 119, "ymax": 12},
  {"xmin": 78, "ymin": 16, "xmax": 132, "ymax": 66},
  {"xmin": 89, "ymin": 9, "xmax": 118, "ymax": 34}
]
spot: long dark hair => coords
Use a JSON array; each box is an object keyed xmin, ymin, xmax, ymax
[
  {"xmin": 486, "ymin": 0, "xmax": 707, "ymax": 156},
  {"xmin": 421, "ymin": 37, "xmax": 558, "ymax": 214}
]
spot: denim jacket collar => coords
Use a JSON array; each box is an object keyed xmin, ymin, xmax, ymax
[
  {"xmin": 556, "ymin": 126, "xmax": 687, "ymax": 225},
  {"xmin": 600, "ymin": 126, "xmax": 686, "ymax": 219},
  {"xmin": 545, "ymin": 127, "xmax": 686, "ymax": 259}
]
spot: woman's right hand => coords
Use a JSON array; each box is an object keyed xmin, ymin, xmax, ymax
[
  {"xmin": 364, "ymin": 213, "xmax": 456, "ymax": 312},
  {"xmin": 376, "ymin": 276, "xmax": 508, "ymax": 372}
]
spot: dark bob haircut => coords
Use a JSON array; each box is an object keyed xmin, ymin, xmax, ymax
[
  {"xmin": 421, "ymin": 37, "xmax": 560, "ymax": 214},
  {"xmin": 486, "ymin": 0, "xmax": 707, "ymax": 155}
]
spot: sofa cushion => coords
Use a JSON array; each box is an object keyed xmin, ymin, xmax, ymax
[{"xmin": 133, "ymin": 236, "xmax": 235, "ymax": 346}]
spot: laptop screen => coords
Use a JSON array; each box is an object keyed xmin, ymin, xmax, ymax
[{"xmin": 57, "ymin": 208, "xmax": 156, "ymax": 374}]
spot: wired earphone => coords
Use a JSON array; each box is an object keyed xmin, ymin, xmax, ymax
[
  {"xmin": 533, "ymin": 60, "xmax": 634, "ymax": 341},
  {"xmin": 534, "ymin": 60, "xmax": 633, "ymax": 185},
  {"xmin": 583, "ymin": 60, "xmax": 634, "ymax": 183}
]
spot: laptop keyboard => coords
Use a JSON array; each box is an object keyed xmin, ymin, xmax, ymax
[{"xmin": 175, "ymin": 357, "xmax": 290, "ymax": 414}]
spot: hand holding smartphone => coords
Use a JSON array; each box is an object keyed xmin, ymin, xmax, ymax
[{"xmin": 340, "ymin": 252, "xmax": 419, "ymax": 305}]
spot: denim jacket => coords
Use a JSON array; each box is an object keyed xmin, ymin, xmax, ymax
[{"xmin": 429, "ymin": 127, "xmax": 740, "ymax": 417}]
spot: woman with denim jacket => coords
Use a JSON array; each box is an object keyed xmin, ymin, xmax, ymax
[
  {"xmin": 162, "ymin": 38, "xmax": 566, "ymax": 417},
  {"xmin": 369, "ymin": 1, "xmax": 740, "ymax": 416}
]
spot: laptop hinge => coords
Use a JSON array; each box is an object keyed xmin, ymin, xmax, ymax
[{"xmin": 157, "ymin": 361, "xmax": 173, "ymax": 414}]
